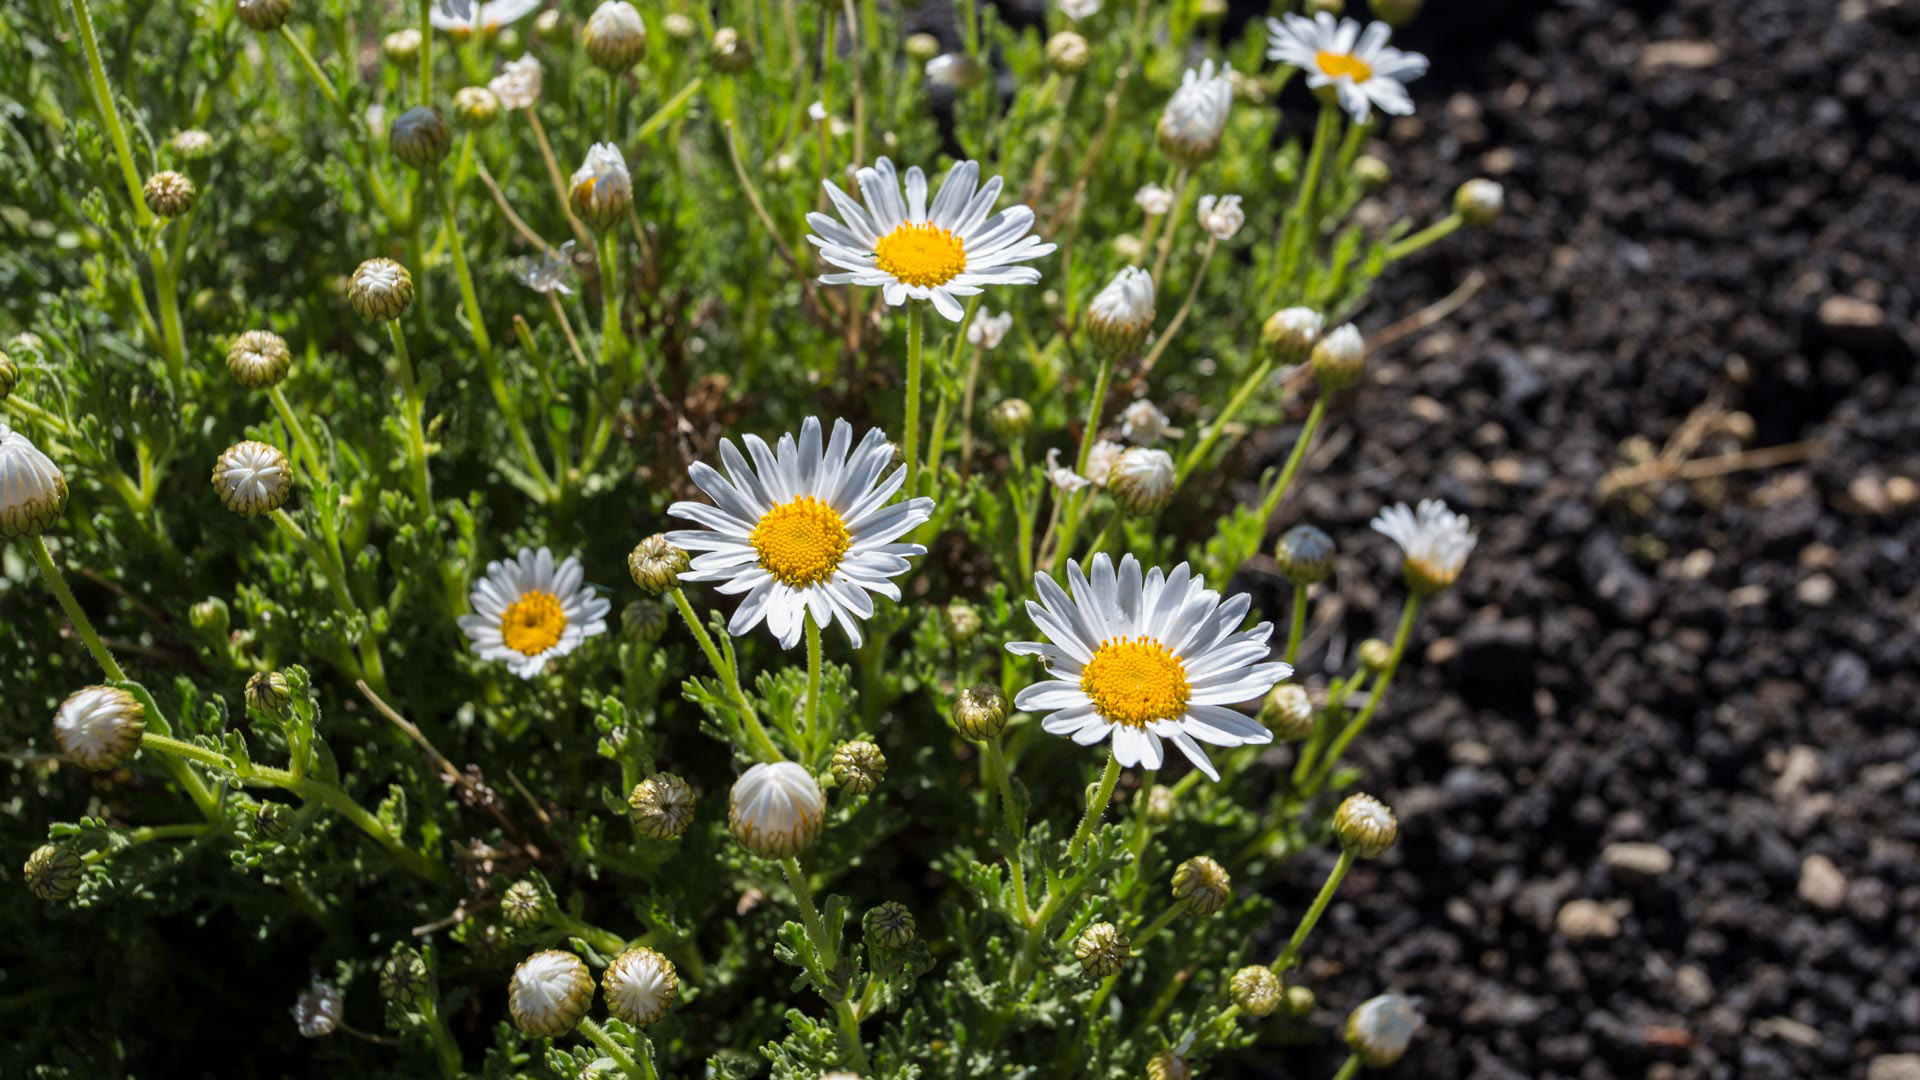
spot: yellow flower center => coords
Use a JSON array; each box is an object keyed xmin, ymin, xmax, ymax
[
  {"xmin": 1315, "ymin": 51, "xmax": 1373, "ymax": 81},
  {"xmin": 750, "ymin": 496, "xmax": 852, "ymax": 588},
  {"xmin": 1080, "ymin": 636, "xmax": 1190, "ymax": 728},
  {"xmin": 500, "ymin": 591, "xmax": 567, "ymax": 656},
  {"xmin": 873, "ymin": 223, "xmax": 967, "ymax": 288}
]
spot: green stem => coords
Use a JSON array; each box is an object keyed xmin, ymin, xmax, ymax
[
  {"xmin": 1332, "ymin": 1054, "xmax": 1363, "ymax": 1080},
  {"xmin": 923, "ymin": 388, "xmax": 951, "ymax": 480},
  {"xmin": 1307, "ymin": 594, "xmax": 1419, "ymax": 791},
  {"xmin": 959, "ymin": 344, "xmax": 985, "ymax": 474},
  {"xmin": 417, "ymin": 993, "xmax": 464, "ymax": 1078},
  {"xmin": 1136, "ymin": 236, "xmax": 1218, "ymax": 378},
  {"xmin": 1269, "ymin": 848, "xmax": 1354, "ymax": 976},
  {"xmin": 67, "ymin": 0, "xmax": 151, "ymax": 225},
  {"xmin": 1073, "ymin": 351, "xmax": 1115, "ymax": 478},
  {"xmin": 902, "ymin": 301, "xmax": 925, "ymax": 495},
  {"xmin": 1254, "ymin": 395, "xmax": 1329, "ymax": 524},
  {"xmin": 781, "ymin": 857, "xmax": 870, "ymax": 1073},
  {"xmin": 385, "ymin": 319, "xmax": 434, "ymax": 517},
  {"xmin": 416, "ymin": 0, "xmax": 432, "ymax": 104},
  {"xmin": 668, "ymin": 588, "xmax": 781, "ymax": 762},
  {"xmin": 804, "ymin": 615, "xmax": 823, "ymax": 759},
  {"xmin": 80, "ymin": 822, "xmax": 212, "ymax": 866},
  {"xmin": 1284, "ymin": 587, "xmax": 1309, "ymax": 667},
  {"xmin": 576, "ymin": 1018, "xmax": 649, "ymax": 1080},
  {"xmin": 1148, "ymin": 167, "xmax": 1193, "ymax": 287},
  {"xmin": 152, "ymin": 249, "xmax": 187, "ymax": 388},
  {"xmin": 268, "ymin": 385, "xmax": 330, "ymax": 487},
  {"xmin": 31, "ymin": 535, "xmax": 127, "ymax": 681},
  {"xmin": 1129, "ymin": 903, "xmax": 1181, "ymax": 950},
  {"xmin": 1386, "ymin": 212, "xmax": 1465, "ymax": 262},
  {"xmin": 1278, "ymin": 103, "xmax": 1340, "ymax": 288},
  {"xmin": 984, "ymin": 737, "xmax": 1029, "ymax": 920},
  {"xmin": 1066, "ymin": 752, "xmax": 1122, "ymax": 862},
  {"xmin": 276, "ymin": 26, "xmax": 344, "ymax": 113}
]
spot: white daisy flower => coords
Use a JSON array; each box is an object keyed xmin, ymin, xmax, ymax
[
  {"xmin": 1156, "ymin": 60, "xmax": 1234, "ymax": 165},
  {"xmin": 1266, "ymin": 13, "xmax": 1428, "ymax": 123},
  {"xmin": 807, "ymin": 157, "xmax": 1057, "ymax": 322},
  {"xmin": 1057, "ymin": 0, "xmax": 1099, "ymax": 19},
  {"xmin": 967, "ymin": 310, "xmax": 1013, "ymax": 350},
  {"xmin": 1120, "ymin": 399, "xmax": 1171, "ymax": 444},
  {"xmin": 458, "ymin": 547, "xmax": 611, "ymax": 679},
  {"xmin": 1196, "ymin": 193, "xmax": 1245, "ymax": 241},
  {"xmin": 1134, "ymin": 184, "xmax": 1173, "ymax": 216},
  {"xmin": 430, "ymin": 0, "xmax": 540, "ymax": 36},
  {"xmin": 1371, "ymin": 498, "xmax": 1475, "ymax": 593},
  {"xmin": 488, "ymin": 53, "xmax": 542, "ymax": 110},
  {"xmin": 1045, "ymin": 448, "xmax": 1090, "ymax": 494},
  {"xmin": 1007, "ymin": 554, "xmax": 1291, "ymax": 779},
  {"xmin": 1085, "ymin": 439, "xmax": 1124, "ymax": 486},
  {"xmin": 665, "ymin": 417, "xmax": 935, "ymax": 648}
]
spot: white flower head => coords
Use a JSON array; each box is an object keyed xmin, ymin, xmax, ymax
[
  {"xmin": 0, "ymin": 421, "xmax": 68, "ymax": 540},
  {"xmin": 292, "ymin": 979, "xmax": 342, "ymax": 1038},
  {"xmin": 583, "ymin": 1, "xmax": 647, "ymax": 70},
  {"xmin": 1266, "ymin": 13, "xmax": 1428, "ymax": 123},
  {"xmin": 457, "ymin": 547, "xmax": 611, "ymax": 679},
  {"xmin": 211, "ymin": 440, "xmax": 292, "ymax": 517},
  {"xmin": 1087, "ymin": 265, "xmax": 1155, "ymax": 356},
  {"xmin": 514, "ymin": 241, "xmax": 577, "ymax": 295},
  {"xmin": 1120, "ymin": 399, "xmax": 1171, "ymax": 444},
  {"xmin": 509, "ymin": 950, "xmax": 593, "ymax": 1037},
  {"xmin": 1196, "ymin": 193, "xmax": 1245, "ymax": 241},
  {"xmin": 570, "ymin": 143, "xmax": 632, "ymax": 231},
  {"xmin": 807, "ymin": 157, "xmax": 1057, "ymax": 322},
  {"xmin": 1157, "ymin": 60, "xmax": 1233, "ymax": 165},
  {"xmin": 603, "ymin": 947, "xmax": 678, "ymax": 1027},
  {"xmin": 1371, "ymin": 498, "xmax": 1475, "ymax": 594},
  {"xmin": 807, "ymin": 100, "xmax": 829, "ymax": 123},
  {"xmin": 1262, "ymin": 306, "xmax": 1325, "ymax": 365},
  {"xmin": 1348, "ymin": 993, "xmax": 1425, "ymax": 1067},
  {"xmin": 1085, "ymin": 439, "xmax": 1124, "ymax": 486},
  {"xmin": 1456, "ymin": 178, "xmax": 1505, "ymax": 226},
  {"xmin": 729, "ymin": 761, "xmax": 826, "ymax": 859},
  {"xmin": 925, "ymin": 53, "xmax": 983, "ymax": 91},
  {"xmin": 53, "ymin": 685, "xmax": 145, "ymax": 770},
  {"xmin": 967, "ymin": 310, "xmax": 1014, "ymax": 350},
  {"xmin": 1134, "ymin": 184, "xmax": 1173, "ymax": 216},
  {"xmin": 1045, "ymin": 448, "xmax": 1090, "ymax": 494},
  {"xmin": 665, "ymin": 417, "xmax": 935, "ymax": 648},
  {"xmin": 1056, "ymin": 0, "xmax": 1100, "ymax": 19},
  {"xmin": 1108, "ymin": 447, "xmax": 1176, "ymax": 516},
  {"xmin": 1008, "ymin": 554, "xmax": 1292, "ymax": 779},
  {"xmin": 488, "ymin": 53, "xmax": 543, "ymax": 110},
  {"xmin": 431, "ymin": 0, "xmax": 540, "ymax": 36},
  {"xmin": 1310, "ymin": 321, "xmax": 1367, "ymax": 389}
]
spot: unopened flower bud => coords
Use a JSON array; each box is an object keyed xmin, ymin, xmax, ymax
[
  {"xmin": 1261, "ymin": 306, "xmax": 1323, "ymax": 366},
  {"xmin": 1261, "ymin": 683, "xmax": 1315, "ymax": 741},
  {"xmin": 604, "ymin": 947, "xmax": 677, "ymax": 1026},
  {"xmin": 533, "ymin": 9, "xmax": 565, "ymax": 42},
  {"xmin": 627, "ymin": 534, "xmax": 689, "ymax": 594},
  {"xmin": 952, "ymin": 683, "xmax": 1008, "ymax": 741},
  {"xmin": 236, "ymin": 0, "xmax": 291, "ymax": 32},
  {"xmin": 629, "ymin": 772, "xmax": 695, "ymax": 839},
  {"xmin": 1311, "ymin": 323, "xmax": 1366, "ymax": 391},
  {"xmin": 227, "ymin": 329, "xmax": 291, "ymax": 388},
  {"xmin": 584, "ymin": 1, "xmax": 647, "ymax": 71},
  {"xmin": 509, "ymin": 950, "xmax": 593, "ymax": 1036},
  {"xmin": 1074, "ymin": 922, "xmax": 1129, "ymax": 978},
  {"xmin": 1353, "ymin": 154, "xmax": 1390, "ymax": 189},
  {"xmin": 53, "ymin": 686, "xmax": 145, "ymax": 770},
  {"xmin": 293, "ymin": 979, "xmax": 342, "ymax": 1038},
  {"xmin": 348, "ymin": 258, "xmax": 413, "ymax": 321},
  {"xmin": 1273, "ymin": 524, "xmax": 1336, "ymax": 584},
  {"xmin": 390, "ymin": 106, "xmax": 452, "ymax": 170},
  {"xmin": 622, "ymin": 599, "xmax": 669, "ymax": 643},
  {"xmin": 1148, "ymin": 1051, "xmax": 1191, "ymax": 1080},
  {"xmin": 988, "ymin": 398, "xmax": 1033, "ymax": 439},
  {"xmin": 904, "ymin": 32, "xmax": 940, "ymax": 62},
  {"xmin": 1286, "ymin": 983, "xmax": 1317, "ymax": 1016},
  {"xmin": 0, "ymin": 351, "xmax": 15, "ymax": 402},
  {"xmin": 255, "ymin": 801, "xmax": 294, "ymax": 841},
  {"xmin": 382, "ymin": 28, "xmax": 422, "ymax": 64},
  {"xmin": 831, "ymin": 740, "xmax": 887, "ymax": 795},
  {"xmin": 1333, "ymin": 793, "xmax": 1398, "ymax": 858},
  {"xmin": 865, "ymin": 901, "xmax": 915, "ymax": 948},
  {"xmin": 1145, "ymin": 784, "xmax": 1176, "ymax": 822},
  {"xmin": 501, "ymin": 879, "xmax": 550, "ymax": 928},
  {"xmin": 1109, "ymin": 447, "xmax": 1176, "ymax": 517},
  {"xmin": 1086, "ymin": 266, "xmax": 1155, "ymax": 357},
  {"xmin": 661, "ymin": 11, "xmax": 693, "ymax": 39},
  {"xmin": 1347, "ymin": 993, "xmax": 1424, "ymax": 1067},
  {"xmin": 570, "ymin": 142, "xmax": 633, "ymax": 232},
  {"xmin": 0, "ymin": 423, "xmax": 67, "ymax": 540},
  {"xmin": 1303, "ymin": 0, "xmax": 1342, "ymax": 14},
  {"xmin": 453, "ymin": 85, "xmax": 501, "ymax": 130},
  {"xmin": 925, "ymin": 53, "xmax": 983, "ymax": 91},
  {"xmin": 190, "ymin": 596, "xmax": 230, "ymax": 637},
  {"xmin": 25, "ymin": 843, "xmax": 83, "ymax": 901},
  {"xmin": 170, "ymin": 128, "xmax": 215, "ymax": 161},
  {"xmin": 1172, "ymin": 855, "xmax": 1232, "ymax": 915},
  {"xmin": 246, "ymin": 670, "xmax": 294, "ymax": 718},
  {"xmin": 708, "ymin": 27, "xmax": 751, "ymax": 72},
  {"xmin": 1230, "ymin": 965, "xmax": 1282, "ymax": 1016},
  {"xmin": 143, "ymin": 170, "xmax": 196, "ymax": 218},
  {"xmin": 1371, "ymin": 0, "xmax": 1424, "ymax": 28},
  {"xmin": 1455, "ymin": 178, "xmax": 1504, "ymax": 228},
  {"xmin": 1357, "ymin": 638, "xmax": 1392, "ymax": 672},
  {"xmin": 729, "ymin": 762, "xmax": 826, "ymax": 859},
  {"xmin": 1158, "ymin": 60, "xmax": 1233, "ymax": 166},
  {"xmin": 381, "ymin": 949, "xmax": 431, "ymax": 1006},
  {"xmin": 1046, "ymin": 31, "xmax": 1089, "ymax": 74},
  {"xmin": 212, "ymin": 440, "xmax": 292, "ymax": 517}
]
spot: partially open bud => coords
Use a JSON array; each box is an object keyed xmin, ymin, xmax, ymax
[
  {"xmin": 708, "ymin": 27, "xmax": 751, "ymax": 72},
  {"xmin": 1045, "ymin": 31, "xmax": 1089, "ymax": 75},
  {"xmin": 1347, "ymin": 993, "xmax": 1424, "ymax": 1067},
  {"xmin": 1120, "ymin": 399, "xmax": 1171, "ymax": 444},
  {"xmin": 1196, "ymin": 193, "xmax": 1245, "ymax": 241},
  {"xmin": 628, "ymin": 772, "xmax": 695, "ymax": 839},
  {"xmin": 0, "ymin": 422, "xmax": 67, "ymax": 540},
  {"xmin": 1261, "ymin": 683, "xmax": 1315, "ymax": 741},
  {"xmin": 25, "ymin": 843, "xmax": 83, "ymax": 901},
  {"xmin": 1147, "ymin": 1051, "xmax": 1191, "ymax": 1080},
  {"xmin": 1310, "ymin": 323, "xmax": 1366, "ymax": 391},
  {"xmin": 570, "ymin": 142, "xmax": 633, "ymax": 231},
  {"xmin": 236, "ymin": 0, "xmax": 291, "ymax": 32},
  {"xmin": 1086, "ymin": 266, "xmax": 1155, "ymax": 357},
  {"xmin": 246, "ymin": 670, "xmax": 294, "ymax": 719},
  {"xmin": 1262, "ymin": 307, "xmax": 1325, "ymax": 366},
  {"xmin": 143, "ymin": 171, "xmax": 196, "ymax": 218},
  {"xmin": 622, "ymin": 599, "xmax": 669, "ymax": 643},
  {"xmin": 453, "ymin": 85, "xmax": 501, "ymax": 130},
  {"xmin": 212, "ymin": 440, "xmax": 292, "ymax": 517},
  {"xmin": 1074, "ymin": 922, "xmax": 1129, "ymax": 978},
  {"xmin": 1357, "ymin": 638, "xmax": 1392, "ymax": 672},
  {"xmin": 226, "ymin": 329, "xmax": 291, "ymax": 388},
  {"xmin": 1171, "ymin": 855, "xmax": 1232, "ymax": 915},
  {"xmin": 1157, "ymin": 60, "xmax": 1233, "ymax": 166},
  {"xmin": 170, "ymin": 128, "xmax": 215, "ymax": 162},
  {"xmin": 190, "ymin": 596, "xmax": 230, "ymax": 637},
  {"xmin": 348, "ymin": 257, "xmax": 413, "ymax": 321},
  {"xmin": 1230, "ymin": 965, "xmax": 1282, "ymax": 1016},
  {"xmin": 53, "ymin": 686, "xmax": 145, "ymax": 770},
  {"xmin": 1109, "ymin": 447, "xmax": 1176, "ymax": 517},
  {"xmin": 1333, "ymin": 793, "xmax": 1398, "ymax": 858},
  {"xmin": 583, "ymin": 1, "xmax": 647, "ymax": 71},
  {"xmin": 904, "ymin": 32, "xmax": 940, "ymax": 62},
  {"xmin": 1353, "ymin": 154, "xmax": 1390, "ymax": 189},
  {"xmin": 865, "ymin": 901, "xmax": 915, "ymax": 948},
  {"xmin": 729, "ymin": 762, "xmax": 826, "ymax": 859},
  {"xmin": 830, "ymin": 740, "xmax": 887, "ymax": 795},
  {"xmin": 292, "ymin": 979, "xmax": 342, "ymax": 1038},
  {"xmin": 509, "ymin": 950, "xmax": 594, "ymax": 1037},
  {"xmin": 627, "ymin": 534, "xmax": 689, "ymax": 594},
  {"xmin": 925, "ymin": 53, "xmax": 984, "ymax": 91},
  {"xmin": 988, "ymin": 398, "xmax": 1033, "ymax": 440},
  {"xmin": 661, "ymin": 12, "xmax": 693, "ymax": 39},
  {"xmin": 390, "ymin": 106, "xmax": 452, "ymax": 170},
  {"xmin": 382, "ymin": 28, "xmax": 422, "ymax": 64},
  {"xmin": 1455, "ymin": 178, "xmax": 1505, "ymax": 228},
  {"xmin": 951, "ymin": 683, "xmax": 1008, "ymax": 741},
  {"xmin": 533, "ymin": 9, "xmax": 565, "ymax": 42},
  {"xmin": 255, "ymin": 801, "xmax": 294, "ymax": 841},
  {"xmin": 1273, "ymin": 524, "xmax": 1336, "ymax": 584},
  {"xmin": 604, "ymin": 947, "xmax": 677, "ymax": 1026}
]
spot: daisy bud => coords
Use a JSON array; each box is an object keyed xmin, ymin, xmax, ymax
[
  {"xmin": 622, "ymin": 599, "xmax": 669, "ymax": 644},
  {"xmin": 569, "ymin": 142, "xmax": 633, "ymax": 232},
  {"xmin": 1120, "ymin": 399, "xmax": 1171, "ymax": 444},
  {"xmin": 189, "ymin": 596, "xmax": 230, "ymax": 637},
  {"xmin": 943, "ymin": 599, "xmax": 982, "ymax": 643},
  {"xmin": 1273, "ymin": 524, "xmax": 1336, "ymax": 584},
  {"xmin": 729, "ymin": 762, "xmax": 826, "ymax": 859},
  {"xmin": 509, "ymin": 950, "xmax": 594, "ymax": 1037},
  {"xmin": 1333, "ymin": 793, "xmax": 1398, "ymax": 859},
  {"xmin": 0, "ymin": 350, "xmax": 14, "ymax": 401},
  {"xmin": 453, "ymin": 86, "xmax": 501, "ymax": 130},
  {"xmin": 865, "ymin": 901, "xmax": 915, "ymax": 948},
  {"xmin": 25, "ymin": 843, "xmax": 83, "ymax": 902},
  {"xmin": 1372, "ymin": 0, "xmax": 1425, "ymax": 28},
  {"xmin": 212, "ymin": 440, "xmax": 292, "ymax": 517},
  {"xmin": 830, "ymin": 740, "xmax": 887, "ymax": 795},
  {"xmin": 348, "ymin": 257, "xmax": 413, "ymax": 321},
  {"xmin": 1230, "ymin": 965, "xmax": 1282, "ymax": 1017},
  {"xmin": 1074, "ymin": 922, "xmax": 1129, "ymax": 978},
  {"xmin": 382, "ymin": 28, "xmax": 422, "ymax": 64},
  {"xmin": 143, "ymin": 170, "xmax": 196, "ymax": 218},
  {"xmin": 583, "ymin": 1, "xmax": 647, "ymax": 71},
  {"xmin": 390, "ymin": 106, "xmax": 452, "ymax": 170},
  {"xmin": 489, "ymin": 53, "xmax": 543, "ymax": 109},
  {"xmin": 1261, "ymin": 683, "xmax": 1315, "ymax": 741},
  {"xmin": 1148, "ymin": 1051, "xmax": 1191, "ymax": 1080},
  {"xmin": 987, "ymin": 398, "xmax": 1033, "ymax": 440},
  {"xmin": 1230, "ymin": 68, "xmax": 1268, "ymax": 105},
  {"xmin": 1045, "ymin": 31, "xmax": 1089, "ymax": 74},
  {"xmin": 1086, "ymin": 266, "xmax": 1155, "ymax": 357},
  {"xmin": 53, "ymin": 686, "xmax": 145, "ymax": 771},
  {"xmin": 604, "ymin": 947, "xmax": 677, "ymax": 1026},
  {"xmin": 1157, "ymin": 60, "xmax": 1233, "ymax": 166},
  {"xmin": 534, "ymin": 9, "xmax": 565, "ymax": 42},
  {"xmin": 255, "ymin": 801, "xmax": 294, "ymax": 841},
  {"xmin": 1261, "ymin": 306, "xmax": 1324, "ymax": 366},
  {"xmin": 1353, "ymin": 154, "xmax": 1390, "ymax": 189},
  {"xmin": 662, "ymin": 12, "xmax": 694, "ymax": 39},
  {"xmin": 1372, "ymin": 499, "xmax": 1475, "ymax": 594},
  {"xmin": 292, "ymin": 979, "xmax": 342, "ymax": 1038},
  {"xmin": 904, "ymin": 32, "xmax": 940, "ymax": 62},
  {"xmin": 708, "ymin": 27, "xmax": 751, "ymax": 72},
  {"xmin": 1108, "ymin": 447, "xmax": 1176, "ymax": 517},
  {"xmin": 626, "ymin": 534, "xmax": 689, "ymax": 594},
  {"xmin": 628, "ymin": 772, "xmax": 696, "ymax": 840},
  {"xmin": 1357, "ymin": 638, "xmax": 1392, "ymax": 672},
  {"xmin": 1195, "ymin": 193, "xmax": 1245, "ymax": 242},
  {"xmin": 170, "ymin": 128, "xmax": 215, "ymax": 161},
  {"xmin": 1304, "ymin": 0, "xmax": 1342, "ymax": 13},
  {"xmin": 1144, "ymin": 784, "xmax": 1177, "ymax": 822},
  {"xmin": 1455, "ymin": 178, "xmax": 1505, "ymax": 228},
  {"xmin": 236, "ymin": 0, "xmax": 291, "ymax": 32},
  {"xmin": 0, "ymin": 422, "xmax": 68, "ymax": 540},
  {"xmin": 1286, "ymin": 984, "xmax": 1317, "ymax": 1016},
  {"xmin": 925, "ymin": 53, "xmax": 983, "ymax": 91},
  {"xmin": 226, "ymin": 329, "xmax": 291, "ymax": 388},
  {"xmin": 951, "ymin": 683, "xmax": 1008, "ymax": 741},
  {"xmin": 246, "ymin": 670, "xmax": 294, "ymax": 719},
  {"xmin": 381, "ymin": 948, "xmax": 431, "ymax": 1007},
  {"xmin": 1310, "ymin": 323, "xmax": 1367, "ymax": 391},
  {"xmin": 497, "ymin": 878, "xmax": 549, "ymax": 929},
  {"xmin": 1347, "ymin": 993, "xmax": 1424, "ymax": 1067},
  {"xmin": 1171, "ymin": 855, "xmax": 1232, "ymax": 916}
]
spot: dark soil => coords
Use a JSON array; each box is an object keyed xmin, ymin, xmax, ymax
[{"xmin": 1231, "ymin": 0, "xmax": 1920, "ymax": 1077}]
